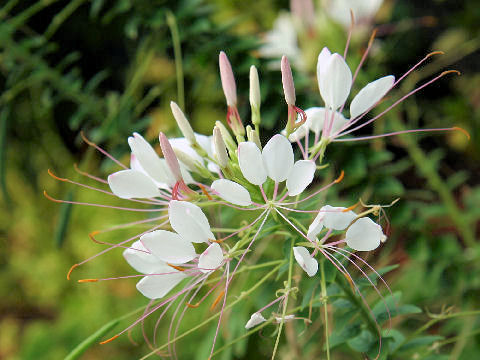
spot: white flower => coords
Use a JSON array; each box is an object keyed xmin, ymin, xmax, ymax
[
  {"xmin": 258, "ymin": 13, "xmax": 304, "ymax": 70},
  {"xmin": 107, "ymin": 133, "xmax": 196, "ymax": 199},
  {"xmin": 245, "ymin": 312, "xmax": 266, "ymax": 329},
  {"xmin": 123, "ymin": 240, "xmax": 188, "ymax": 300},
  {"xmin": 293, "ymin": 247, "xmax": 318, "ymax": 276},
  {"xmin": 198, "ymin": 242, "xmax": 224, "ymax": 274},
  {"xmin": 345, "ymin": 217, "xmax": 386, "ymax": 251},
  {"xmin": 212, "ymin": 135, "xmax": 316, "ymax": 205},
  {"xmin": 325, "ymin": 0, "xmax": 383, "ymax": 28},
  {"xmin": 307, "ymin": 205, "xmax": 357, "ymax": 240}
]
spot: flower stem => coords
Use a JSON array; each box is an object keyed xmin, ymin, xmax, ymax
[
  {"xmin": 166, "ymin": 11, "xmax": 185, "ymax": 110},
  {"xmin": 271, "ymin": 237, "xmax": 295, "ymax": 360},
  {"xmin": 320, "ymin": 259, "xmax": 331, "ymax": 360}
]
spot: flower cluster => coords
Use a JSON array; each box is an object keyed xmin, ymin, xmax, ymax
[{"xmin": 46, "ymin": 30, "xmax": 464, "ymax": 359}]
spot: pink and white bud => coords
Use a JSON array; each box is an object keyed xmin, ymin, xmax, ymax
[
  {"xmin": 246, "ymin": 125, "xmax": 262, "ymax": 149},
  {"xmin": 170, "ymin": 101, "xmax": 196, "ymax": 144},
  {"xmin": 281, "ymin": 55, "xmax": 296, "ymax": 106},
  {"xmin": 249, "ymin": 65, "xmax": 261, "ymax": 110},
  {"xmin": 159, "ymin": 132, "xmax": 182, "ymax": 182},
  {"xmin": 213, "ymin": 126, "xmax": 229, "ymax": 168},
  {"xmin": 219, "ymin": 51, "xmax": 237, "ymax": 107}
]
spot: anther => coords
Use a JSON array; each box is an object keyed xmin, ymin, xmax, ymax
[
  {"xmin": 167, "ymin": 263, "xmax": 186, "ymax": 272},
  {"xmin": 367, "ymin": 28, "xmax": 378, "ymax": 48},
  {"xmin": 440, "ymin": 70, "xmax": 461, "ymax": 77},
  {"xmin": 89, "ymin": 231, "xmax": 106, "ymax": 245},
  {"xmin": 47, "ymin": 169, "xmax": 67, "ymax": 182},
  {"xmin": 426, "ymin": 51, "xmax": 444, "ymax": 58},
  {"xmin": 452, "ymin": 126, "xmax": 471, "ymax": 140},
  {"xmin": 342, "ymin": 202, "xmax": 359, "ymax": 212},
  {"xmin": 186, "ymin": 302, "xmax": 200, "ymax": 308},
  {"xmin": 100, "ymin": 335, "xmax": 119, "ymax": 345},
  {"xmin": 67, "ymin": 263, "xmax": 79, "ymax": 280},
  {"xmin": 44, "ymin": 190, "xmax": 61, "ymax": 203},
  {"xmin": 210, "ymin": 290, "xmax": 225, "ymax": 311},
  {"xmin": 78, "ymin": 278, "xmax": 99, "ymax": 283},
  {"xmin": 198, "ymin": 184, "xmax": 213, "ymax": 200},
  {"xmin": 334, "ymin": 170, "xmax": 345, "ymax": 184}
]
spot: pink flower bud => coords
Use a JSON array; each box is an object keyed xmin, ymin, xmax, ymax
[
  {"xmin": 281, "ymin": 56, "xmax": 296, "ymax": 106},
  {"xmin": 159, "ymin": 132, "xmax": 182, "ymax": 182},
  {"xmin": 219, "ymin": 51, "xmax": 237, "ymax": 107}
]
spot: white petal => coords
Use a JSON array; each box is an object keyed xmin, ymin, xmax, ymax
[
  {"xmin": 319, "ymin": 54, "xmax": 352, "ymax": 110},
  {"xmin": 238, "ymin": 142, "xmax": 267, "ymax": 185},
  {"xmin": 350, "ymin": 75, "xmax": 395, "ymax": 119},
  {"xmin": 305, "ymin": 107, "xmax": 348, "ymax": 136},
  {"xmin": 262, "ymin": 134, "xmax": 294, "ymax": 182},
  {"xmin": 128, "ymin": 133, "xmax": 175, "ymax": 186},
  {"xmin": 169, "ymin": 200, "xmax": 215, "ymax": 243},
  {"xmin": 307, "ymin": 212, "xmax": 324, "ymax": 241},
  {"xmin": 198, "ymin": 243, "xmax": 223, "ymax": 273},
  {"xmin": 286, "ymin": 160, "xmax": 316, "ymax": 196},
  {"xmin": 108, "ymin": 169, "xmax": 160, "ymax": 199},
  {"xmin": 293, "ymin": 247, "xmax": 318, "ymax": 277},
  {"xmin": 123, "ymin": 240, "xmax": 164, "ymax": 274},
  {"xmin": 316, "ymin": 47, "xmax": 332, "ymax": 89},
  {"xmin": 321, "ymin": 205, "xmax": 357, "ymax": 230},
  {"xmin": 211, "ymin": 179, "xmax": 252, "ymax": 206},
  {"xmin": 346, "ymin": 217, "xmax": 384, "ymax": 251},
  {"xmin": 136, "ymin": 266, "xmax": 187, "ymax": 299},
  {"xmin": 140, "ymin": 230, "xmax": 196, "ymax": 264},
  {"xmin": 130, "ymin": 154, "xmax": 172, "ymax": 190},
  {"xmin": 245, "ymin": 313, "xmax": 266, "ymax": 329}
]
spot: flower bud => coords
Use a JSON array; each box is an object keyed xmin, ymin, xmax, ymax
[
  {"xmin": 219, "ymin": 51, "xmax": 237, "ymax": 107},
  {"xmin": 249, "ymin": 65, "xmax": 261, "ymax": 110},
  {"xmin": 170, "ymin": 101, "xmax": 196, "ymax": 144},
  {"xmin": 213, "ymin": 126, "xmax": 229, "ymax": 168},
  {"xmin": 281, "ymin": 55, "xmax": 296, "ymax": 106},
  {"xmin": 159, "ymin": 132, "xmax": 182, "ymax": 182},
  {"xmin": 246, "ymin": 125, "xmax": 262, "ymax": 149},
  {"xmin": 174, "ymin": 148, "xmax": 210, "ymax": 178},
  {"xmin": 215, "ymin": 120, "xmax": 237, "ymax": 155}
]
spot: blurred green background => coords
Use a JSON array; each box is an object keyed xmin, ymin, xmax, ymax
[{"xmin": 0, "ymin": 0, "xmax": 479, "ymax": 359}]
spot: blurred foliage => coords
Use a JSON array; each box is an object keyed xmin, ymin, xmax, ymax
[{"xmin": 0, "ymin": 0, "xmax": 479, "ymax": 359}]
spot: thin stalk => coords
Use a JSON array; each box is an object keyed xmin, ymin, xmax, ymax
[
  {"xmin": 166, "ymin": 11, "xmax": 185, "ymax": 110},
  {"xmin": 140, "ymin": 264, "xmax": 283, "ymax": 359},
  {"xmin": 320, "ymin": 259, "xmax": 331, "ymax": 360},
  {"xmin": 271, "ymin": 237, "xmax": 294, "ymax": 360}
]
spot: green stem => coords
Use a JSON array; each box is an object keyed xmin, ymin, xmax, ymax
[
  {"xmin": 44, "ymin": 0, "xmax": 87, "ymax": 39},
  {"xmin": 140, "ymin": 264, "xmax": 283, "ymax": 359},
  {"xmin": 166, "ymin": 11, "xmax": 185, "ymax": 110},
  {"xmin": 271, "ymin": 237, "xmax": 294, "ymax": 360},
  {"xmin": 320, "ymin": 259, "xmax": 331, "ymax": 360}
]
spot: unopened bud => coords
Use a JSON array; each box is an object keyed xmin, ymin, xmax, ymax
[
  {"xmin": 213, "ymin": 126, "xmax": 229, "ymax": 168},
  {"xmin": 281, "ymin": 55, "xmax": 296, "ymax": 106},
  {"xmin": 159, "ymin": 132, "xmax": 182, "ymax": 182},
  {"xmin": 170, "ymin": 101, "xmax": 196, "ymax": 144},
  {"xmin": 249, "ymin": 65, "xmax": 261, "ymax": 110},
  {"xmin": 219, "ymin": 51, "xmax": 237, "ymax": 107},
  {"xmin": 174, "ymin": 148, "xmax": 210, "ymax": 178},
  {"xmin": 246, "ymin": 125, "xmax": 262, "ymax": 149},
  {"xmin": 215, "ymin": 121, "xmax": 237, "ymax": 155}
]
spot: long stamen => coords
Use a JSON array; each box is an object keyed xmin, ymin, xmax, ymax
[
  {"xmin": 73, "ymin": 163, "xmax": 108, "ymax": 184},
  {"xmin": 337, "ymin": 70, "xmax": 461, "ymax": 138},
  {"xmin": 343, "ymin": 9, "xmax": 355, "ymax": 59},
  {"xmin": 80, "ymin": 132, "xmax": 128, "ymax": 169},
  {"xmin": 280, "ymin": 171, "xmax": 344, "ymax": 206},
  {"xmin": 44, "ymin": 190, "xmax": 167, "ymax": 212},
  {"xmin": 351, "ymin": 29, "xmax": 377, "ymax": 86}
]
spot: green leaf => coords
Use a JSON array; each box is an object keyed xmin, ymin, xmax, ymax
[
  {"xmin": 329, "ymin": 323, "xmax": 361, "ymax": 348},
  {"xmin": 55, "ymin": 190, "xmax": 74, "ymax": 248},
  {"xmin": 398, "ymin": 335, "xmax": 444, "ymax": 352},
  {"xmin": 64, "ymin": 319, "xmax": 119, "ymax": 360},
  {"xmin": 347, "ymin": 329, "xmax": 376, "ymax": 352},
  {"xmin": 372, "ymin": 292, "xmax": 422, "ymax": 324}
]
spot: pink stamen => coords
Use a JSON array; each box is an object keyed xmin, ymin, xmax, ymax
[{"xmin": 80, "ymin": 131, "xmax": 128, "ymax": 169}]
